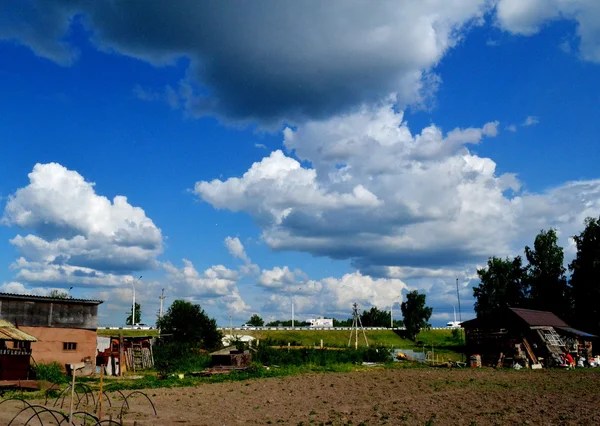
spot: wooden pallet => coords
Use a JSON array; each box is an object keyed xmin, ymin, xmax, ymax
[{"xmin": 522, "ymin": 338, "xmax": 542, "ymax": 367}]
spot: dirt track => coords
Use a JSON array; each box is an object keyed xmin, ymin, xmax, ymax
[{"xmin": 2, "ymin": 368, "xmax": 600, "ymax": 425}]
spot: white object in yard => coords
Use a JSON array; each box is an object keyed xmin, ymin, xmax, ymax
[
  {"xmin": 531, "ymin": 363, "xmax": 543, "ymax": 370},
  {"xmin": 69, "ymin": 362, "xmax": 86, "ymax": 371},
  {"xmin": 222, "ymin": 334, "xmax": 256, "ymax": 346},
  {"xmin": 308, "ymin": 318, "xmax": 333, "ymax": 328}
]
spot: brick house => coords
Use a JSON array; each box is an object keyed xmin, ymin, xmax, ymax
[{"xmin": 0, "ymin": 292, "xmax": 103, "ymax": 372}]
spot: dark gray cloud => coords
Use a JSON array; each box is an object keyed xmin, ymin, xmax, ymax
[{"xmin": 0, "ymin": 0, "xmax": 491, "ymax": 124}]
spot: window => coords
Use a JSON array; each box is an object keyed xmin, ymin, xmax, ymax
[
  {"xmin": 63, "ymin": 342, "xmax": 77, "ymax": 351},
  {"xmin": 13, "ymin": 341, "xmax": 31, "ymax": 351}
]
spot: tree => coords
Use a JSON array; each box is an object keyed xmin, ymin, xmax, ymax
[
  {"xmin": 525, "ymin": 228, "xmax": 571, "ymax": 318},
  {"xmin": 157, "ymin": 300, "xmax": 222, "ymax": 349},
  {"xmin": 332, "ymin": 318, "xmax": 352, "ymax": 327},
  {"xmin": 360, "ymin": 306, "xmax": 391, "ymax": 327},
  {"xmin": 473, "ymin": 256, "xmax": 528, "ymax": 318},
  {"xmin": 247, "ymin": 314, "xmax": 264, "ymax": 326},
  {"xmin": 569, "ymin": 217, "xmax": 600, "ymax": 335},
  {"xmin": 401, "ymin": 290, "xmax": 432, "ymax": 340},
  {"xmin": 49, "ymin": 289, "xmax": 69, "ymax": 299},
  {"xmin": 264, "ymin": 319, "xmax": 309, "ymax": 327},
  {"xmin": 126, "ymin": 303, "xmax": 142, "ymax": 325}
]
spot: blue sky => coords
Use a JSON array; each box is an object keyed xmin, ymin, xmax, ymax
[{"xmin": 0, "ymin": 1, "xmax": 599, "ymax": 326}]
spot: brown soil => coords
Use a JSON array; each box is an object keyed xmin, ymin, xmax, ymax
[{"xmin": 2, "ymin": 368, "xmax": 600, "ymax": 425}]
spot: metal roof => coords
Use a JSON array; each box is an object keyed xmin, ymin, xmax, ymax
[
  {"xmin": 0, "ymin": 292, "xmax": 103, "ymax": 305},
  {"xmin": 0, "ymin": 319, "xmax": 38, "ymax": 342},
  {"xmin": 509, "ymin": 308, "xmax": 569, "ymax": 327}
]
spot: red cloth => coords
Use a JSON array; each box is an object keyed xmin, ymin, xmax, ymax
[{"xmin": 564, "ymin": 353, "xmax": 574, "ymax": 365}]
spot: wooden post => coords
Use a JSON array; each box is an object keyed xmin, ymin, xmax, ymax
[
  {"xmin": 98, "ymin": 363, "xmax": 104, "ymax": 419},
  {"xmin": 119, "ymin": 333, "xmax": 124, "ymax": 377},
  {"xmin": 68, "ymin": 367, "xmax": 76, "ymax": 424},
  {"xmin": 320, "ymin": 339, "xmax": 323, "ymax": 349}
]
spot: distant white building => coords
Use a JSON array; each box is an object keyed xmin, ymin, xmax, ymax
[{"xmin": 307, "ymin": 318, "xmax": 333, "ymax": 328}]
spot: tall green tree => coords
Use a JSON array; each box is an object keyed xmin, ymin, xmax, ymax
[
  {"xmin": 359, "ymin": 306, "xmax": 391, "ymax": 327},
  {"xmin": 247, "ymin": 314, "xmax": 264, "ymax": 326},
  {"xmin": 401, "ymin": 291, "xmax": 432, "ymax": 340},
  {"xmin": 473, "ymin": 256, "xmax": 528, "ymax": 318},
  {"xmin": 525, "ymin": 229, "xmax": 571, "ymax": 318},
  {"xmin": 569, "ymin": 217, "xmax": 600, "ymax": 334},
  {"xmin": 157, "ymin": 300, "xmax": 222, "ymax": 349},
  {"xmin": 126, "ymin": 303, "xmax": 142, "ymax": 325}
]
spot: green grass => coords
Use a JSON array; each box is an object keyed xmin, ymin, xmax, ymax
[
  {"xmin": 414, "ymin": 329, "xmax": 465, "ymax": 348},
  {"xmin": 232, "ymin": 329, "xmax": 402, "ymax": 347},
  {"xmin": 97, "ymin": 329, "xmax": 159, "ymax": 337},
  {"xmin": 233, "ymin": 329, "xmax": 462, "ymax": 349},
  {"xmin": 237, "ymin": 329, "xmax": 465, "ymax": 362}
]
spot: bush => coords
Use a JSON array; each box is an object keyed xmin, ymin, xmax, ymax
[
  {"xmin": 153, "ymin": 342, "xmax": 211, "ymax": 376},
  {"xmin": 34, "ymin": 362, "xmax": 68, "ymax": 384},
  {"xmin": 451, "ymin": 328, "xmax": 462, "ymax": 341},
  {"xmin": 254, "ymin": 344, "xmax": 392, "ymax": 367}
]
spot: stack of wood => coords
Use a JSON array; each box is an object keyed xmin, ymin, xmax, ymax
[{"xmin": 123, "ymin": 345, "xmax": 154, "ymax": 370}]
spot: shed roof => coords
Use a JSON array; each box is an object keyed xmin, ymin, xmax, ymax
[
  {"xmin": 0, "ymin": 292, "xmax": 103, "ymax": 305},
  {"xmin": 509, "ymin": 308, "xmax": 569, "ymax": 327},
  {"xmin": 0, "ymin": 319, "xmax": 38, "ymax": 342}
]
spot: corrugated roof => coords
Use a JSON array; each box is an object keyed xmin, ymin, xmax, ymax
[
  {"xmin": 509, "ymin": 308, "xmax": 568, "ymax": 327},
  {"xmin": 0, "ymin": 319, "xmax": 38, "ymax": 342},
  {"xmin": 0, "ymin": 292, "xmax": 103, "ymax": 305}
]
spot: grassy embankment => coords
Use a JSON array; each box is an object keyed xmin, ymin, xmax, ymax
[
  {"xmin": 97, "ymin": 329, "xmax": 159, "ymax": 337},
  {"xmin": 228, "ymin": 329, "xmax": 465, "ymax": 361}
]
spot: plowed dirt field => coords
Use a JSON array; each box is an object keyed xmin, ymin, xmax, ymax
[{"xmin": 2, "ymin": 368, "xmax": 599, "ymax": 425}]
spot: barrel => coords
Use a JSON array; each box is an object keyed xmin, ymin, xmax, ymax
[{"xmin": 469, "ymin": 354, "xmax": 481, "ymax": 368}]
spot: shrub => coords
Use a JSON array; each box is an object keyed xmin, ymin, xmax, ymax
[
  {"xmin": 255, "ymin": 345, "xmax": 392, "ymax": 366},
  {"xmin": 451, "ymin": 328, "xmax": 462, "ymax": 341},
  {"xmin": 34, "ymin": 362, "xmax": 68, "ymax": 384},
  {"xmin": 153, "ymin": 342, "xmax": 211, "ymax": 376}
]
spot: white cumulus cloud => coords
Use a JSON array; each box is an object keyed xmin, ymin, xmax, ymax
[
  {"xmin": 259, "ymin": 270, "xmax": 408, "ymax": 319},
  {"xmin": 2, "ymin": 163, "xmax": 163, "ymax": 288},
  {"xmin": 496, "ymin": 0, "xmax": 600, "ymax": 62},
  {"xmin": 163, "ymin": 259, "xmax": 239, "ymax": 297},
  {"xmin": 224, "ymin": 236, "xmax": 259, "ymax": 275},
  {"xmin": 196, "ymin": 104, "xmax": 600, "ymax": 276},
  {"xmin": 196, "ymin": 105, "xmax": 515, "ymax": 269}
]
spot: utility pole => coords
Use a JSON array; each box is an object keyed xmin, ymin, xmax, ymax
[
  {"xmin": 288, "ymin": 287, "xmax": 302, "ymax": 329},
  {"xmin": 131, "ymin": 276, "xmax": 142, "ymax": 328},
  {"xmin": 455, "ymin": 278, "xmax": 462, "ymax": 323},
  {"xmin": 158, "ymin": 288, "xmax": 166, "ymax": 320}
]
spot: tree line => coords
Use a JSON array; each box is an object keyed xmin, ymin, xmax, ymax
[
  {"xmin": 246, "ymin": 290, "xmax": 432, "ymax": 340},
  {"xmin": 473, "ymin": 216, "xmax": 600, "ymax": 336}
]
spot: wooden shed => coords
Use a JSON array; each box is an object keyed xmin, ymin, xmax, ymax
[
  {"xmin": 461, "ymin": 307, "xmax": 596, "ymax": 368},
  {"xmin": 0, "ymin": 319, "xmax": 38, "ymax": 380}
]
